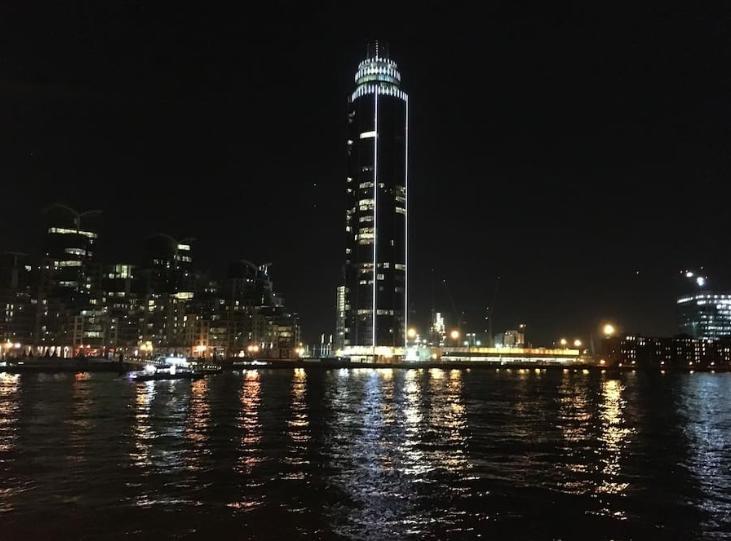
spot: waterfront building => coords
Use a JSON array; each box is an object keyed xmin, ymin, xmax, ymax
[
  {"xmin": 601, "ymin": 334, "xmax": 731, "ymax": 370},
  {"xmin": 439, "ymin": 346, "xmax": 582, "ymax": 364},
  {"xmin": 3, "ymin": 212, "xmax": 304, "ymax": 360},
  {"xmin": 139, "ymin": 235, "xmax": 195, "ymax": 353},
  {"xmin": 42, "ymin": 206, "xmax": 100, "ymax": 310},
  {"xmin": 103, "ymin": 264, "xmax": 141, "ymax": 351},
  {"xmin": 341, "ymin": 41, "xmax": 408, "ymax": 352},
  {"xmin": 0, "ymin": 252, "xmax": 34, "ymax": 355},
  {"xmin": 35, "ymin": 206, "xmax": 103, "ymax": 355},
  {"xmin": 185, "ymin": 261, "xmax": 301, "ymax": 359}
]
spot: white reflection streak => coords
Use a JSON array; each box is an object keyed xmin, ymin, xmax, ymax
[
  {"xmin": 184, "ymin": 378, "xmax": 209, "ymax": 471},
  {"xmin": 428, "ymin": 368, "xmax": 468, "ymax": 472},
  {"xmin": 557, "ymin": 371, "xmax": 593, "ymax": 494},
  {"xmin": 131, "ymin": 381, "xmax": 155, "ymax": 468},
  {"xmin": 399, "ymin": 369, "xmax": 426, "ymax": 475},
  {"xmin": 597, "ymin": 379, "xmax": 632, "ymax": 495},
  {"xmin": 681, "ymin": 376, "xmax": 731, "ymax": 532}
]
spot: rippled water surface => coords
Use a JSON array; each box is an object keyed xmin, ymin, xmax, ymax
[{"xmin": 1, "ymin": 368, "xmax": 730, "ymax": 539}]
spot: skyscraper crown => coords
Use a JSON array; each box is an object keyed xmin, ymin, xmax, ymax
[{"xmin": 355, "ymin": 40, "xmax": 401, "ymax": 87}]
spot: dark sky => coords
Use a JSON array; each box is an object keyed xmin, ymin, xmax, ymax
[{"xmin": 2, "ymin": 2, "xmax": 730, "ymax": 344}]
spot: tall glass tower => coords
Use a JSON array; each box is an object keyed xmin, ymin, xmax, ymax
[{"xmin": 342, "ymin": 41, "xmax": 408, "ymax": 351}]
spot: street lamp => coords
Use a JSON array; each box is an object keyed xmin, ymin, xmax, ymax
[
  {"xmin": 560, "ymin": 338, "xmax": 568, "ymax": 347},
  {"xmin": 407, "ymin": 327, "xmax": 418, "ymax": 342},
  {"xmin": 450, "ymin": 330, "xmax": 460, "ymax": 344},
  {"xmin": 573, "ymin": 339, "xmax": 582, "ymax": 348},
  {"xmin": 603, "ymin": 323, "xmax": 616, "ymax": 337}
]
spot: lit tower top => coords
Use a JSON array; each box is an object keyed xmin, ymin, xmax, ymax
[
  {"xmin": 351, "ymin": 41, "xmax": 408, "ymax": 101},
  {"xmin": 341, "ymin": 41, "xmax": 409, "ymax": 353}
]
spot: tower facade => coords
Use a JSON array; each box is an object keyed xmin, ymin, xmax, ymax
[{"xmin": 342, "ymin": 42, "xmax": 408, "ymax": 350}]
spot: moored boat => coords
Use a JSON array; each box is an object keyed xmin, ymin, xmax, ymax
[{"xmin": 129, "ymin": 356, "xmax": 205, "ymax": 381}]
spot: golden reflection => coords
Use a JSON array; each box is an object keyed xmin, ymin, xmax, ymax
[
  {"xmin": 287, "ymin": 368, "xmax": 310, "ymax": 451},
  {"xmin": 0, "ymin": 373, "xmax": 20, "ymax": 512},
  {"xmin": 429, "ymin": 367, "xmax": 444, "ymax": 380},
  {"xmin": 0, "ymin": 373, "xmax": 20, "ymax": 454},
  {"xmin": 68, "ymin": 372, "xmax": 93, "ymax": 464},
  {"xmin": 282, "ymin": 368, "xmax": 310, "ymax": 480},
  {"xmin": 236, "ymin": 370, "xmax": 263, "ymax": 475},
  {"xmin": 597, "ymin": 378, "xmax": 632, "ymax": 495}
]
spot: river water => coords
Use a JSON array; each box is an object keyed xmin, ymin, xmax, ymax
[{"xmin": 1, "ymin": 368, "xmax": 730, "ymax": 539}]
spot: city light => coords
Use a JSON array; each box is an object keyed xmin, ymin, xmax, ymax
[
  {"xmin": 450, "ymin": 330, "xmax": 460, "ymax": 341},
  {"xmin": 603, "ymin": 323, "xmax": 616, "ymax": 337},
  {"xmin": 573, "ymin": 339, "xmax": 582, "ymax": 348},
  {"xmin": 560, "ymin": 338, "xmax": 567, "ymax": 347},
  {"xmin": 407, "ymin": 327, "xmax": 417, "ymax": 340}
]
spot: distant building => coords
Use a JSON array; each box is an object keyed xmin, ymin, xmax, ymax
[
  {"xmin": 341, "ymin": 41, "xmax": 408, "ymax": 350},
  {"xmin": 601, "ymin": 334, "xmax": 731, "ymax": 370},
  {"xmin": 676, "ymin": 270, "xmax": 731, "ymax": 339},
  {"xmin": 36, "ymin": 206, "xmax": 102, "ymax": 355},
  {"xmin": 428, "ymin": 312, "xmax": 447, "ymax": 346},
  {"xmin": 0, "ymin": 252, "xmax": 34, "ymax": 354},
  {"xmin": 677, "ymin": 293, "xmax": 731, "ymax": 339},
  {"xmin": 335, "ymin": 286, "xmax": 347, "ymax": 350},
  {"xmin": 103, "ymin": 264, "xmax": 140, "ymax": 350},
  {"xmin": 43, "ymin": 209, "xmax": 99, "ymax": 310},
  {"xmin": 498, "ymin": 328, "xmax": 526, "ymax": 348},
  {"xmin": 139, "ymin": 235, "xmax": 195, "ymax": 353}
]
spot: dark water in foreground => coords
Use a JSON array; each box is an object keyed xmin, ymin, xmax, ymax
[{"xmin": 1, "ymin": 368, "xmax": 730, "ymax": 540}]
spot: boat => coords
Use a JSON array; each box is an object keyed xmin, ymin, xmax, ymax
[{"xmin": 129, "ymin": 356, "xmax": 205, "ymax": 381}]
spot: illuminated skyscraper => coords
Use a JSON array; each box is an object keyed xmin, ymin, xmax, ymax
[
  {"xmin": 677, "ymin": 270, "xmax": 731, "ymax": 339},
  {"xmin": 341, "ymin": 41, "xmax": 408, "ymax": 350}
]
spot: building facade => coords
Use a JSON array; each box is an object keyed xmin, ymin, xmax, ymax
[
  {"xmin": 601, "ymin": 334, "xmax": 731, "ymax": 370},
  {"xmin": 342, "ymin": 41, "xmax": 408, "ymax": 351},
  {"xmin": 677, "ymin": 293, "xmax": 731, "ymax": 339}
]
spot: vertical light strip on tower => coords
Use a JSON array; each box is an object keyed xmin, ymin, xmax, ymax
[
  {"xmin": 404, "ymin": 96, "xmax": 409, "ymax": 348},
  {"xmin": 372, "ymin": 87, "xmax": 379, "ymax": 350}
]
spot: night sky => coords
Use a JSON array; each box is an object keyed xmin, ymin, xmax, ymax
[{"xmin": 2, "ymin": 3, "xmax": 730, "ymax": 344}]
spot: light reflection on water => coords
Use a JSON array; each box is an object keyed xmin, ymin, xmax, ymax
[
  {"xmin": 681, "ymin": 375, "xmax": 731, "ymax": 535},
  {"xmin": 0, "ymin": 373, "xmax": 21, "ymax": 513},
  {"xmin": 0, "ymin": 370, "xmax": 730, "ymax": 540}
]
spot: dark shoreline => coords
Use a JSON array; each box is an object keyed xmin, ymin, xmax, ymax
[{"xmin": 1, "ymin": 358, "xmax": 728, "ymax": 374}]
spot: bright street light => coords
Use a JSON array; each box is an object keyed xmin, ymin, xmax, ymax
[{"xmin": 603, "ymin": 323, "xmax": 616, "ymax": 337}]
